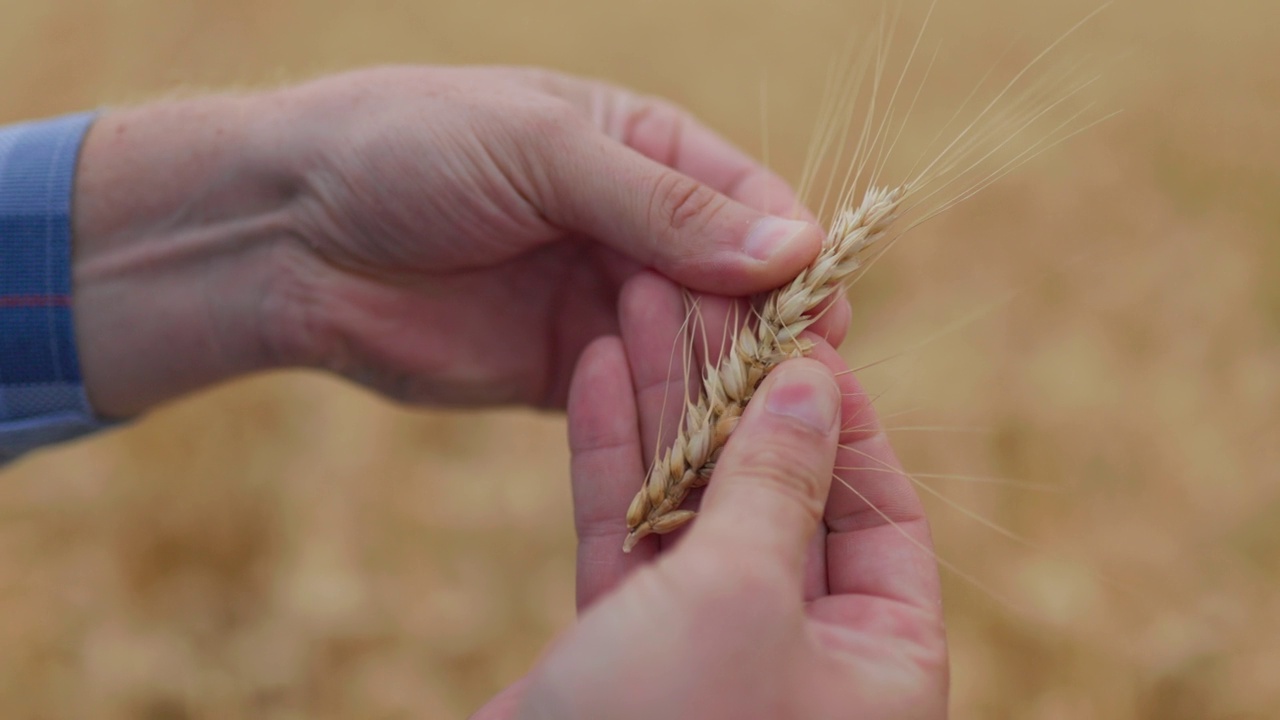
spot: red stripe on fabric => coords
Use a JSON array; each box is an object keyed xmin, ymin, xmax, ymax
[{"xmin": 0, "ymin": 295, "xmax": 72, "ymax": 308}]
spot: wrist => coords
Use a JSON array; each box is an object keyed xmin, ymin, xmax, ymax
[{"xmin": 72, "ymin": 92, "xmax": 313, "ymax": 417}]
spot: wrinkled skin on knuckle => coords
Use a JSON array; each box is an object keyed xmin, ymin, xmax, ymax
[
  {"xmin": 647, "ymin": 170, "xmax": 730, "ymax": 263},
  {"xmin": 505, "ymin": 96, "xmax": 595, "ymax": 214},
  {"xmin": 520, "ymin": 96, "xmax": 588, "ymax": 143},
  {"xmin": 617, "ymin": 96, "xmax": 686, "ymax": 164},
  {"xmin": 292, "ymin": 69, "xmax": 582, "ymax": 270}
]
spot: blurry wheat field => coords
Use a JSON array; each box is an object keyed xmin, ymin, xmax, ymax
[{"xmin": 2, "ymin": 0, "xmax": 1278, "ymax": 717}]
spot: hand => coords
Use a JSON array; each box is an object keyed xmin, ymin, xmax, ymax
[
  {"xmin": 71, "ymin": 66, "xmax": 832, "ymax": 417},
  {"xmin": 475, "ymin": 274, "xmax": 948, "ymax": 719}
]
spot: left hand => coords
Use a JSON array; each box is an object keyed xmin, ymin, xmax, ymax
[{"xmin": 72, "ymin": 66, "xmax": 844, "ymax": 416}]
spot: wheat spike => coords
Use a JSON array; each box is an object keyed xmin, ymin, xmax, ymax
[{"xmin": 623, "ymin": 185, "xmax": 907, "ymax": 551}]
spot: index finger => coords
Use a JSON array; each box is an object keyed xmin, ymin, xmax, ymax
[{"xmin": 540, "ymin": 73, "xmax": 809, "ymax": 218}]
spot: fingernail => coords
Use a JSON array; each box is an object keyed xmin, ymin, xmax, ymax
[
  {"xmin": 763, "ymin": 364, "xmax": 839, "ymax": 432},
  {"xmin": 744, "ymin": 217, "xmax": 816, "ymax": 262}
]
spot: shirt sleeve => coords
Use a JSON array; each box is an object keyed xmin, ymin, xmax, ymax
[{"xmin": 0, "ymin": 112, "xmax": 106, "ymax": 465}]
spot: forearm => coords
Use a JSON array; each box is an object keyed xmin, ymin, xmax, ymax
[{"xmin": 72, "ymin": 93, "xmax": 309, "ymax": 417}]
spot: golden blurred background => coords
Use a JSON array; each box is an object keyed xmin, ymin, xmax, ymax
[{"xmin": 2, "ymin": 0, "xmax": 1278, "ymax": 717}]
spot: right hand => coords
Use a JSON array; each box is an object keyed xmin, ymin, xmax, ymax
[{"xmin": 476, "ymin": 273, "xmax": 950, "ymax": 719}]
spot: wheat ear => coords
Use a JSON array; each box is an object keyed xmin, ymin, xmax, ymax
[{"xmin": 623, "ymin": 184, "xmax": 907, "ymax": 552}]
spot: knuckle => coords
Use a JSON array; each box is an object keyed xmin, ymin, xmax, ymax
[
  {"xmin": 649, "ymin": 170, "xmax": 724, "ymax": 237},
  {"xmin": 513, "ymin": 66, "xmax": 562, "ymax": 91},
  {"xmin": 524, "ymin": 98, "xmax": 586, "ymax": 140},
  {"xmin": 515, "ymin": 99, "xmax": 590, "ymax": 198},
  {"xmin": 619, "ymin": 96, "xmax": 685, "ymax": 163}
]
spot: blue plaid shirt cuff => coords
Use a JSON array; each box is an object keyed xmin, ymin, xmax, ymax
[{"xmin": 0, "ymin": 112, "xmax": 104, "ymax": 464}]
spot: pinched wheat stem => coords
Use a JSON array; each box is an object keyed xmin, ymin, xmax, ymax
[{"xmin": 623, "ymin": 185, "xmax": 907, "ymax": 551}]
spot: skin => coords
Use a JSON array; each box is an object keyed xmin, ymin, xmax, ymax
[
  {"xmin": 473, "ymin": 273, "xmax": 949, "ymax": 720},
  {"xmin": 72, "ymin": 66, "xmax": 843, "ymax": 416},
  {"xmin": 67, "ymin": 65, "xmax": 946, "ymax": 717}
]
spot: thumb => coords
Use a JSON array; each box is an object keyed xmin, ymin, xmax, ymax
[
  {"xmin": 543, "ymin": 134, "xmax": 824, "ymax": 295},
  {"xmin": 687, "ymin": 358, "xmax": 841, "ymax": 584}
]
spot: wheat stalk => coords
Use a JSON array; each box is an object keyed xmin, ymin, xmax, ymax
[{"xmin": 622, "ymin": 185, "xmax": 907, "ymax": 551}]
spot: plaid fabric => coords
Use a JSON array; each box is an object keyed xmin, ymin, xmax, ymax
[{"xmin": 0, "ymin": 112, "xmax": 102, "ymax": 464}]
